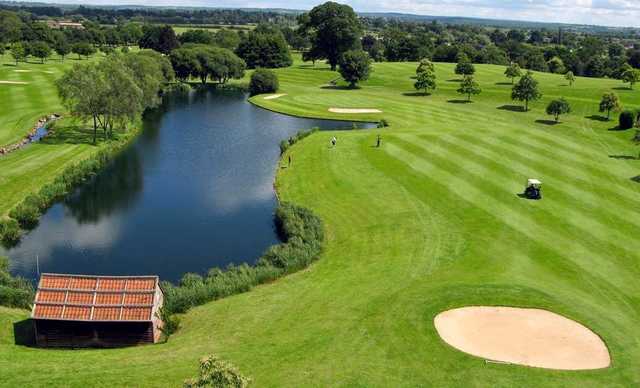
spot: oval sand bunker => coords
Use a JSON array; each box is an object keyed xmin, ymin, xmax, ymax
[{"xmin": 434, "ymin": 306, "xmax": 610, "ymax": 370}]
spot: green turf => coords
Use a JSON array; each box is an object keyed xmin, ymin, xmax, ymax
[
  {"xmin": 1, "ymin": 59, "xmax": 639, "ymax": 387},
  {"xmin": 0, "ymin": 52, "xmax": 134, "ymax": 217}
]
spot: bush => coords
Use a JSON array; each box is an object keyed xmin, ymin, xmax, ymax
[
  {"xmin": 249, "ymin": 68, "xmax": 279, "ymax": 96},
  {"xmin": 9, "ymin": 201, "xmax": 41, "ymax": 229},
  {"xmin": 0, "ymin": 219, "xmax": 21, "ymax": 246},
  {"xmin": 279, "ymin": 127, "xmax": 318, "ymax": 154},
  {"xmin": 377, "ymin": 119, "xmax": 389, "ymax": 128},
  {"xmin": 620, "ymin": 110, "xmax": 635, "ymax": 130},
  {"xmin": 0, "ymin": 256, "xmax": 35, "ymax": 309},
  {"xmin": 184, "ymin": 354, "xmax": 250, "ymax": 388}
]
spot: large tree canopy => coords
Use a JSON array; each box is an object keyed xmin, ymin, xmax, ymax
[
  {"xmin": 235, "ymin": 27, "xmax": 292, "ymax": 69},
  {"xmin": 299, "ymin": 2, "xmax": 363, "ymax": 71}
]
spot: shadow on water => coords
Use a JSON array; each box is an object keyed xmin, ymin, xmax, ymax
[{"xmin": 4, "ymin": 89, "xmax": 375, "ymax": 283}]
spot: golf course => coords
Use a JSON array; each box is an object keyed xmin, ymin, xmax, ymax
[{"xmin": 1, "ymin": 55, "xmax": 639, "ymax": 387}]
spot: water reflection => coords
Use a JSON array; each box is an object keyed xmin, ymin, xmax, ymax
[{"xmin": 4, "ymin": 89, "xmax": 374, "ymax": 282}]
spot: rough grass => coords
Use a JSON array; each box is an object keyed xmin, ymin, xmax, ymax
[{"xmin": 1, "ymin": 58, "xmax": 639, "ymax": 387}]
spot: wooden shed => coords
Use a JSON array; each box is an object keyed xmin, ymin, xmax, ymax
[{"xmin": 31, "ymin": 273, "xmax": 164, "ymax": 348}]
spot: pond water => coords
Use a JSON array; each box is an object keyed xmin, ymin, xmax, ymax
[{"xmin": 4, "ymin": 89, "xmax": 373, "ymax": 283}]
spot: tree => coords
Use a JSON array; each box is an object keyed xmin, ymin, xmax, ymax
[
  {"xmin": 249, "ymin": 68, "xmax": 279, "ymax": 96},
  {"xmin": 619, "ymin": 111, "xmax": 635, "ymax": 130},
  {"xmin": 621, "ymin": 67, "xmax": 640, "ymax": 90},
  {"xmin": 10, "ymin": 43, "xmax": 26, "ymax": 66},
  {"xmin": 414, "ymin": 59, "xmax": 436, "ymax": 95},
  {"xmin": 455, "ymin": 54, "xmax": 475, "ymax": 76},
  {"xmin": 338, "ymin": 50, "xmax": 371, "ymax": 88},
  {"xmin": 504, "ymin": 63, "xmax": 521, "ymax": 84},
  {"xmin": 235, "ymin": 30, "xmax": 292, "ymax": 69},
  {"xmin": 299, "ymin": 2, "xmax": 363, "ymax": 71},
  {"xmin": 0, "ymin": 11, "xmax": 23, "ymax": 44},
  {"xmin": 214, "ymin": 29, "xmax": 241, "ymax": 50},
  {"xmin": 599, "ymin": 92, "xmax": 621, "ymax": 120},
  {"xmin": 179, "ymin": 29, "xmax": 215, "ymax": 45},
  {"xmin": 170, "ymin": 47, "xmax": 200, "ymax": 82},
  {"xmin": 72, "ymin": 42, "xmax": 96, "ymax": 59},
  {"xmin": 28, "ymin": 41, "xmax": 51, "ymax": 64},
  {"xmin": 139, "ymin": 25, "xmax": 179, "ymax": 54},
  {"xmin": 457, "ymin": 75, "xmax": 481, "ymax": 102},
  {"xmin": 511, "ymin": 71, "xmax": 542, "ymax": 111},
  {"xmin": 546, "ymin": 98, "xmax": 571, "ymax": 122},
  {"xmin": 633, "ymin": 130, "xmax": 640, "ymax": 159},
  {"xmin": 547, "ymin": 56, "xmax": 565, "ymax": 74},
  {"xmin": 54, "ymin": 39, "xmax": 71, "ymax": 61},
  {"xmin": 565, "ymin": 71, "xmax": 575, "ymax": 86},
  {"xmin": 56, "ymin": 56, "xmax": 146, "ymax": 144}
]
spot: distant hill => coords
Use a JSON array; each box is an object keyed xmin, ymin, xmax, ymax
[{"xmin": 0, "ymin": 0, "xmax": 638, "ymax": 31}]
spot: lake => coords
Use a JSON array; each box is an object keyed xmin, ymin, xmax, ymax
[{"xmin": 4, "ymin": 89, "xmax": 373, "ymax": 283}]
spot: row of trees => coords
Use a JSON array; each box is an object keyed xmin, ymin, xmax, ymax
[
  {"xmin": 169, "ymin": 44, "xmax": 245, "ymax": 84},
  {"xmin": 56, "ymin": 50, "xmax": 174, "ymax": 144},
  {"xmin": 5, "ymin": 40, "xmax": 97, "ymax": 64}
]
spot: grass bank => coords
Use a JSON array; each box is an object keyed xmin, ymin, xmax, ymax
[{"xmin": 0, "ymin": 59, "xmax": 639, "ymax": 387}]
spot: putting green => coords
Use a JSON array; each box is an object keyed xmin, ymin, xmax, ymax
[{"xmin": 1, "ymin": 58, "xmax": 639, "ymax": 387}]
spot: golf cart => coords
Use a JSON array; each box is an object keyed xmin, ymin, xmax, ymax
[{"xmin": 524, "ymin": 179, "xmax": 542, "ymax": 200}]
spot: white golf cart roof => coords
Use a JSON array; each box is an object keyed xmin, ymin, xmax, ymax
[{"xmin": 527, "ymin": 179, "xmax": 542, "ymax": 186}]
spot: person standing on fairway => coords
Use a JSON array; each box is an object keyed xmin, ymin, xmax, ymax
[
  {"xmin": 376, "ymin": 134, "xmax": 381, "ymax": 148},
  {"xmin": 288, "ymin": 154, "xmax": 292, "ymax": 167},
  {"xmin": 331, "ymin": 136, "xmax": 337, "ymax": 147}
]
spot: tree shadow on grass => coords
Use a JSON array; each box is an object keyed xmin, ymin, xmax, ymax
[
  {"xmin": 632, "ymin": 176, "xmax": 640, "ymax": 183},
  {"xmin": 447, "ymin": 78, "xmax": 463, "ymax": 82},
  {"xmin": 607, "ymin": 126, "xmax": 623, "ymax": 131},
  {"xmin": 40, "ymin": 124, "xmax": 118, "ymax": 146},
  {"xmin": 495, "ymin": 82, "xmax": 513, "ymax": 86},
  {"xmin": 403, "ymin": 91, "xmax": 431, "ymax": 97},
  {"xmin": 447, "ymin": 99, "xmax": 472, "ymax": 104},
  {"xmin": 612, "ymin": 86, "xmax": 632, "ymax": 91},
  {"xmin": 535, "ymin": 119, "xmax": 559, "ymax": 126},
  {"xmin": 497, "ymin": 105, "xmax": 525, "ymax": 112},
  {"xmin": 585, "ymin": 115, "xmax": 609, "ymax": 122},
  {"xmin": 609, "ymin": 155, "xmax": 637, "ymax": 160},
  {"xmin": 320, "ymin": 85, "xmax": 355, "ymax": 90}
]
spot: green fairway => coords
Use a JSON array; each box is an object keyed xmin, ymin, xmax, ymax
[{"xmin": 1, "ymin": 59, "xmax": 639, "ymax": 387}]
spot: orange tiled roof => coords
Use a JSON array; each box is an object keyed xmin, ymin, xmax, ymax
[{"xmin": 32, "ymin": 273, "xmax": 160, "ymax": 322}]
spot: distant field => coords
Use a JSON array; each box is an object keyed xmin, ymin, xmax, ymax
[
  {"xmin": 1, "ymin": 57, "xmax": 639, "ymax": 387},
  {"xmin": 171, "ymin": 24, "xmax": 256, "ymax": 34}
]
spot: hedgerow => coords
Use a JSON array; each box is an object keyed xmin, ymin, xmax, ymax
[
  {"xmin": 279, "ymin": 127, "xmax": 319, "ymax": 154},
  {"xmin": 160, "ymin": 202, "xmax": 324, "ymax": 334},
  {"xmin": 0, "ymin": 256, "xmax": 34, "ymax": 309}
]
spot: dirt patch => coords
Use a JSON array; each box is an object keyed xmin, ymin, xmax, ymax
[
  {"xmin": 434, "ymin": 306, "xmax": 610, "ymax": 370},
  {"xmin": 263, "ymin": 93, "xmax": 287, "ymax": 100},
  {"xmin": 328, "ymin": 108, "xmax": 382, "ymax": 114},
  {"xmin": 0, "ymin": 80, "xmax": 29, "ymax": 85}
]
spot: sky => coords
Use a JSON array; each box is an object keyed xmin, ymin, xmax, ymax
[{"xmin": 16, "ymin": 0, "xmax": 640, "ymax": 27}]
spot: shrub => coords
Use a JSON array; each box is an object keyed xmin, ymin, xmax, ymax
[
  {"xmin": 279, "ymin": 127, "xmax": 319, "ymax": 154},
  {"xmin": 9, "ymin": 201, "xmax": 41, "ymax": 229},
  {"xmin": 184, "ymin": 354, "xmax": 250, "ymax": 388},
  {"xmin": 0, "ymin": 219, "xmax": 21, "ymax": 246},
  {"xmin": 0, "ymin": 256, "xmax": 35, "ymax": 309},
  {"xmin": 377, "ymin": 119, "xmax": 389, "ymax": 128},
  {"xmin": 249, "ymin": 68, "xmax": 279, "ymax": 96},
  {"xmin": 620, "ymin": 110, "xmax": 635, "ymax": 130}
]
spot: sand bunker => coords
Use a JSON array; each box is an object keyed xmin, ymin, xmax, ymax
[
  {"xmin": 263, "ymin": 93, "xmax": 287, "ymax": 100},
  {"xmin": 434, "ymin": 306, "xmax": 610, "ymax": 370},
  {"xmin": 0, "ymin": 80, "xmax": 29, "ymax": 85},
  {"xmin": 328, "ymin": 108, "xmax": 382, "ymax": 114}
]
